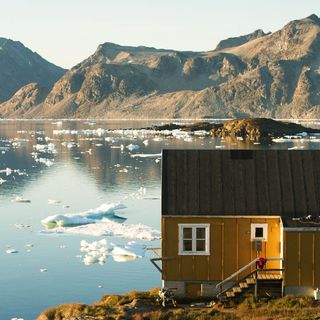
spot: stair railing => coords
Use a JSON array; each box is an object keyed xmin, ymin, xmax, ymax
[
  {"xmin": 215, "ymin": 257, "xmax": 283, "ymax": 296},
  {"xmin": 216, "ymin": 268, "xmax": 284, "ymax": 299}
]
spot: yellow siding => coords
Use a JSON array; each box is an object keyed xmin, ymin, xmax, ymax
[
  {"xmin": 284, "ymin": 231, "xmax": 320, "ymax": 287},
  {"xmin": 162, "ymin": 216, "xmax": 281, "ymax": 282}
]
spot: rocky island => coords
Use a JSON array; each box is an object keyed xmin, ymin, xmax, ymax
[{"xmin": 146, "ymin": 118, "xmax": 320, "ymax": 142}]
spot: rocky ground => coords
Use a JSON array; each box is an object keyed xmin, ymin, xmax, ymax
[{"xmin": 37, "ymin": 289, "xmax": 320, "ymax": 320}]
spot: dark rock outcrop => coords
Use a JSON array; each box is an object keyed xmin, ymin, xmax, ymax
[{"xmin": 209, "ymin": 118, "xmax": 320, "ymax": 140}]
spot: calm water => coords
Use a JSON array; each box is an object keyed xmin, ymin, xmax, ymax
[{"xmin": 0, "ymin": 119, "xmax": 319, "ymax": 319}]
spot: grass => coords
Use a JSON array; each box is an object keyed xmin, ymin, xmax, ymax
[{"xmin": 37, "ymin": 290, "xmax": 320, "ymax": 320}]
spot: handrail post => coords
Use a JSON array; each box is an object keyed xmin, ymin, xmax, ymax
[{"xmin": 254, "ymin": 269, "xmax": 258, "ymax": 299}]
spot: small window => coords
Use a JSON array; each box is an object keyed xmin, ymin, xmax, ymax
[
  {"xmin": 179, "ymin": 224, "xmax": 210, "ymax": 255},
  {"xmin": 255, "ymin": 227, "xmax": 263, "ymax": 238},
  {"xmin": 251, "ymin": 223, "xmax": 268, "ymax": 241}
]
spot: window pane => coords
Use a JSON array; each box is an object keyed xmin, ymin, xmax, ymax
[
  {"xmin": 196, "ymin": 239, "xmax": 206, "ymax": 251},
  {"xmin": 196, "ymin": 227, "xmax": 206, "ymax": 239},
  {"xmin": 255, "ymin": 227, "xmax": 264, "ymax": 238},
  {"xmin": 183, "ymin": 240, "xmax": 192, "ymax": 251},
  {"xmin": 183, "ymin": 227, "xmax": 192, "ymax": 239}
]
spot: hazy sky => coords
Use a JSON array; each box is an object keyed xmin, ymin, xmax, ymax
[{"xmin": 0, "ymin": 0, "xmax": 319, "ymax": 68}]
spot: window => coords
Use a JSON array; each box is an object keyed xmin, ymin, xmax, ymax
[
  {"xmin": 179, "ymin": 224, "xmax": 210, "ymax": 255},
  {"xmin": 251, "ymin": 223, "xmax": 268, "ymax": 241}
]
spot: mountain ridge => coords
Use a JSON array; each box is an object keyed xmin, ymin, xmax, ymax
[
  {"xmin": 0, "ymin": 37, "xmax": 65, "ymax": 103},
  {"xmin": 1, "ymin": 14, "xmax": 320, "ymax": 119}
]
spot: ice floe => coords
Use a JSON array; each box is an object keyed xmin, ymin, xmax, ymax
[
  {"xmin": 12, "ymin": 196, "xmax": 31, "ymax": 203},
  {"xmin": 41, "ymin": 203, "xmax": 127, "ymax": 228},
  {"xmin": 41, "ymin": 202, "xmax": 160, "ymax": 240},
  {"xmin": 80, "ymin": 239, "xmax": 108, "ymax": 265},
  {"xmin": 79, "ymin": 239, "xmax": 147, "ymax": 265},
  {"xmin": 131, "ymin": 153, "xmax": 162, "ymax": 158},
  {"xmin": 6, "ymin": 248, "xmax": 18, "ymax": 254},
  {"xmin": 112, "ymin": 242, "xmax": 146, "ymax": 258},
  {"xmin": 14, "ymin": 224, "xmax": 31, "ymax": 229},
  {"xmin": 33, "ymin": 143, "xmax": 56, "ymax": 154},
  {"xmin": 48, "ymin": 199, "xmax": 62, "ymax": 205},
  {"xmin": 59, "ymin": 220, "xmax": 161, "ymax": 240},
  {"xmin": 126, "ymin": 144, "xmax": 140, "ymax": 151},
  {"xmin": 0, "ymin": 168, "xmax": 13, "ymax": 176}
]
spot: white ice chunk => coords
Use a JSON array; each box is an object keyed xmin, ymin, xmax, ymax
[
  {"xmin": 126, "ymin": 144, "xmax": 140, "ymax": 151},
  {"xmin": 194, "ymin": 130, "xmax": 209, "ymax": 136},
  {"xmin": 6, "ymin": 248, "xmax": 18, "ymax": 254},
  {"xmin": 48, "ymin": 199, "xmax": 62, "ymax": 205},
  {"xmin": 112, "ymin": 245, "xmax": 146, "ymax": 258},
  {"xmin": 113, "ymin": 255, "xmax": 138, "ymax": 262},
  {"xmin": 112, "ymin": 243, "xmax": 146, "ymax": 258},
  {"xmin": 80, "ymin": 238, "xmax": 109, "ymax": 266},
  {"xmin": 288, "ymin": 146, "xmax": 305, "ymax": 150},
  {"xmin": 12, "ymin": 196, "xmax": 31, "ymax": 203},
  {"xmin": 0, "ymin": 167, "xmax": 13, "ymax": 176},
  {"xmin": 41, "ymin": 203, "xmax": 127, "ymax": 228},
  {"xmin": 131, "ymin": 153, "xmax": 161, "ymax": 158}
]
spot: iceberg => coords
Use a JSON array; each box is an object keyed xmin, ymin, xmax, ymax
[
  {"xmin": 41, "ymin": 203, "xmax": 127, "ymax": 228},
  {"xmin": 112, "ymin": 242, "xmax": 146, "ymax": 258}
]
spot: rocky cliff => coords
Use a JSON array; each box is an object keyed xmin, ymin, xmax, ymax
[
  {"xmin": 0, "ymin": 38, "xmax": 65, "ymax": 103},
  {"xmin": 1, "ymin": 14, "xmax": 320, "ymax": 119}
]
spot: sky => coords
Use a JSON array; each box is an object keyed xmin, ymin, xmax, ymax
[{"xmin": 0, "ymin": 0, "xmax": 319, "ymax": 69}]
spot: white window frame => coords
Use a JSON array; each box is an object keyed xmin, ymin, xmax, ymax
[
  {"xmin": 178, "ymin": 224, "xmax": 210, "ymax": 255},
  {"xmin": 251, "ymin": 223, "xmax": 268, "ymax": 241}
]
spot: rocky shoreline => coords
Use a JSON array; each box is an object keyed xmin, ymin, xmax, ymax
[
  {"xmin": 37, "ymin": 290, "xmax": 320, "ymax": 320},
  {"xmin": 146, "ymin": 118, "xmax": 320, "ymax": 142}
]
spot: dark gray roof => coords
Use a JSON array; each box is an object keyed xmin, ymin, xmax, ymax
[{"xmin": 161, "ymin": 149, "xmax": 320, "ymax": 217}]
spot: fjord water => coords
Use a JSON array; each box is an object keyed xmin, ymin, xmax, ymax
[{"xmin": 0, "ymin": 120, "xmax": 319, "ymax": 320}]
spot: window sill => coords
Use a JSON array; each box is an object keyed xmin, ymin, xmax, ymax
[
  {"xmin": 178, "ymin": 252, "xmax": 210, "ymax": 256},
  {"xmin": 251, "ymin": 238, "xmax": 267, "ymax": 242}
]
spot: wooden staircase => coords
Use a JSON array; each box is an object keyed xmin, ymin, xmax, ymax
[
  {"xmin": 219, "ymin": 272, "xmax": 283, "ymax": 301},
  {"xmin": 214, "ymin": 258, "xmax": 284, "ymax": 302}
]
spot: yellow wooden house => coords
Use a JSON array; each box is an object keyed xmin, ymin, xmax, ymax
[{"xmin": 156, "ymin": 149, "xmax": 320, "ymax": 299}]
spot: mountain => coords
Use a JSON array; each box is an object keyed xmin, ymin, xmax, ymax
[
  {"xmin": 0, "ymin": 38, "xmax": 65, "ymax": 103},
  {"xmin": 1, "ymin": 14, "xmax": 320, "ymax": 119},
  {"xmin": 215, "ymin": 29, "xmax": 268, "ymax": 50}
]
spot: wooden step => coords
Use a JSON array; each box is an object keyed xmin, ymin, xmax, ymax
[
  {"xmin": 226, "ymin": 291, "xmax": 235, "ymax": 298},
  {"xmin": 239, "ymin": 282, "xmax": 249, "ymax": 289},
  {"xmin": 257, "ymin": 274, "xmax": 282, "ymax": 280},
  {"xmin": 246, "ymin": 278, "xmax": 255, "ymax": 284},
  {"xmin": 233, "ymin": 287, "xmax": 242, "ymax": 293}
]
